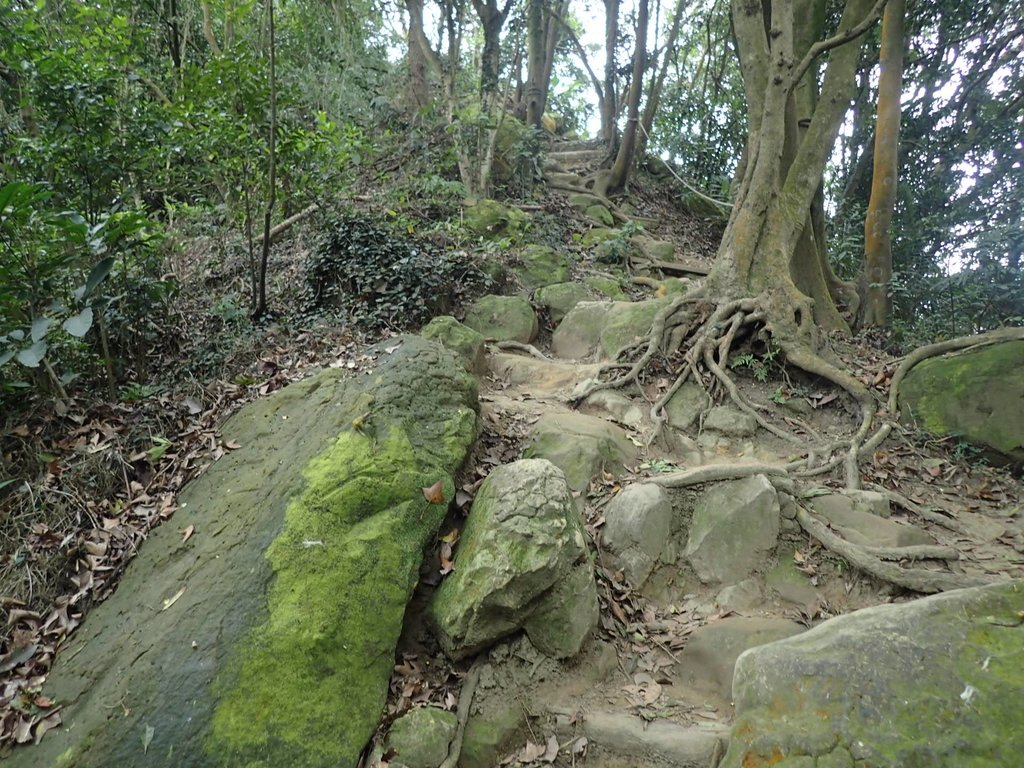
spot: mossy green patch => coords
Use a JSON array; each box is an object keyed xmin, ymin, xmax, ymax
[
  {"xmin": 207, "ymin": 422, "xmax": 470, "ymax": 767},
  {"xmin": 899, "ymin": 340, "xmax": 1024, "ymax": 463},
  {"xmin": 723, "ymin": 582, "xmax": 1024, "ymax": 768},
  {"xmin": 599, "ymin": 298, "xmax": 671, "ymax": 357}
]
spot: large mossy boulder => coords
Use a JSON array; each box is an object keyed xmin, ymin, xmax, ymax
[
  {"xmin": 464, "ymin": 294, "xmax": 538, "ymax": 343},
  {"xmin": 899, "ymin": 339, "xmax": 1024, "ymax": 463},
  {"xmin": 551, "ymin": 298, "xmax": 669, "ymax": 361},
  {"xmin": 516, "ymin": 244, "xmax": 571, "ymax": 289},
  {"xmin": 428, "ymin": 459, "xmax": 598, "ymax": 659},
  {"xmin": 722, "ymin": 582, "xmax": 1024, "ymax": 768},
  {"xmin": 535, "ymin": 282, "xmax": 591, "ymax": 324},
  {"xmin": 13, "ymin": 336, "xmax": 478, "ymax": 768},
  {"xmin": 463, "ymin": 198, "xmax": 529, "ymax": 241}
]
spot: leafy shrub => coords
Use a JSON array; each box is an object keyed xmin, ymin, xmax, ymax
[{"xmin": 303, "ymin": 213, "xmax": 488, "ymax": 329}]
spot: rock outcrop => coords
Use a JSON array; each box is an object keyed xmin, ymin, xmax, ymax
[
  {"xmin": 12, "ymin": 336, "xmax": 478, "ymax": 768},
  {"xmin": 723, "ymin": 581, "xmax": 1024, "ymax": 767},
  {"xmin": 899, "ymin": 339, "xmax": 1024, "ymax": 464},
  {"xmin": 428, "ymin": 459, "xmax": 598, "ymax": 659}
]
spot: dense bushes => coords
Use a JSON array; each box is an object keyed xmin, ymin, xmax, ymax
[{"xmin": 304, "ymin": 213, "xmax": 488, "ymax": 329}]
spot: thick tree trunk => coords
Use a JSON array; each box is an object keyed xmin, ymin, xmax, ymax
[
  {"xmin": 713, "ymin": 0, "xmax": 884, "ymax": 344},
  {"xmin": 405, "ymin": 0, "xmax": 437, "ymax": 111},
  {"xmin": 473, "ymin": 0, "xmax": 513, "ymax": 101},
  {"xmin": 860, "ymin": 0, "xmax": 904, "ymax": 327}
]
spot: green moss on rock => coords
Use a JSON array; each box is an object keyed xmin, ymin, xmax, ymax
[
  {"xmin": 899, "ymin": 340, "xmax": 1024, "ymax": 463},
  {"xmin": 516, "ymin": 245, "xmax": 571, "ymax": 289}
]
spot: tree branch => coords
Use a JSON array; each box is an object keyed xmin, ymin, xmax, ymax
[{"xmin": 789, "ymin": 0, "xmax": 887, "ymax": 90}]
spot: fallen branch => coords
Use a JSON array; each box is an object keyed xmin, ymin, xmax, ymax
[
  {"xmin": 268, "ymin": 203, "xmax": 320, "ymax": 245},
  {"xmin": 795, "ymin": 506, "xmax": 992, "ymax": 593}
]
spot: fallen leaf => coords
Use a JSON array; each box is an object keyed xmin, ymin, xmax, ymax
[
  {"xmin": 142, "ymin": 724, "xmax": 155, "ymax": 753},
  {"xmin": 181, "ymin": 524, "xmax": 195, "ymax": 543},
  {"xmin": 161, "ymin": 586, "xmax": 186, "ymax": 611},
  {"xmin": 519, "ymin": 740, "xmax": 547, "ymax": 762},
  {"xmin": 32, "ymin": 696, "xmax": 54, "ymax": 709},
  {"xmin": 422, "ymin": 481, "xmax": 445, "ymax": 504},
  {"xmin": 542, "ymin": 734, "xmax": 559, "ymax": 762}
]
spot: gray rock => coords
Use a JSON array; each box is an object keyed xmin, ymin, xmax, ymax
[
  {"xmin": 428, "ymin": 460, "xmax": 597, "ymax": 659},
  {"xmin": 464, "ymin": 294, "xmax": 538, "ymax": 343},
  {"xmin": 551, "ymin": 301, "xmax": 612, "ymax": 360},
  {"xmin": 581, "ymin": 390, "xmax": 646, "ymax": 428},
  {"xmin": 703, "ymin": 406, "xmax": 757, "ymax": 437},
  {"xmin": 421, "ymin": 315, "xmax": 486, "ymax": 374},
  {"xmin": 11, "ymin": 336, "xmax": 479, "ymax": 768},
  {"xmin": 601, "ymin": 483, "xmax": 673, "ymax": 587},
  {"xmin": 523, "ymin": 561, "xmax": 600, "ymax": 657},
  {"xmin": 685, "ymin": 475, "xmax": 780, "ymax": 585},
  {"xmin": 664, "ymin": 380, "xmax": 710, "ymax": 431},
  {"xmin": 386, "ymin": 707, "xmax": 458, "ymax": 768},
  {"xmin": 535, "ymin": 282, "xmax": 591, "ymax": 324},
  {"xmin": 810, "ymin": 493, "xmax": 933, "ymax": 548},
  {"xmin": 673, "ymin": 618, "xmax": 805, "ymax": 710},
  {"xmin": 716, "ymin": 578, "xmax": 764, "ymax": 613},
  {"xmin": 524, "ymin": 412, "xmax": 638, "ymax": 491},
  {"xmin": 723, "ymin": 582, "xmax": 1024, "ymax": 767}
]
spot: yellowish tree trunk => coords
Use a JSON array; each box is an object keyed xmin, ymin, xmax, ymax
[{"xmin": 860, "ymin": 0, "xmax": 904, "ymax": 327}]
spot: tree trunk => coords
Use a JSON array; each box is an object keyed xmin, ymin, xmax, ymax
[
  {"xmin": 637, "ymin": 0, "xmax": 688, "ymax": 161},
  {"xmin": 860, "ymin": 0, "xmax": 904, "ymax": 327},
  {"xmin": 473, "ymin": 0, "xmax": 514, "ymax": 101},
  {"xmin": 712, "ymin": 0, "xmax": 884, "ymax": 345},
  {"xmin": 524, "ymin": 0, "xmax": 546, "ymax": 127},
  {"xmin": 406, "ymin": 0, "xmax": 441, "ymax": 111},
  {"xmin": 605, "ymin": 0, "xmax": 649, "ymax": 194},
  {"xmin": 602, "ymin": 0, "xmax": 621, "ymax": 150}
]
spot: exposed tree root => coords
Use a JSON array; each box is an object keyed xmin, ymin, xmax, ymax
[
  {"xmin": 795, "ymin": 506, "xmax": 993, "ymax": 593},
  {"xmin": 439, "ymin": 660, "xmax": 483, "ymax": 768},
  {"xmin": 491, "ymin": 340, "xmax": 550, "ymax": 360},
  {"xmin": 647, "ymin": 462, "xmax": 787, "ymax": 488},
  {"xmin": 867, "ymin": 485, "xmax": 968, "ymax": 534}
]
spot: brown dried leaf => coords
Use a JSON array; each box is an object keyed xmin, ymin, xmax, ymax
[{"xmin": 421, "ymin": 481, "xmax": 445, "ymax": 505}]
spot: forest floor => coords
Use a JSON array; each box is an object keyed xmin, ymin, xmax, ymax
[{"xmin": 0, "ymin": 141, "xmax": 1021, "ymax": 757}]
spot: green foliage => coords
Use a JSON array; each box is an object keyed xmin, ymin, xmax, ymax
[
  {"xmin": 303, "ymin": 213, "xmax": 488, "ymax": 329},
  {"xmin": 730, "ymin": 346, "xmax": 780, "ymax": 383},
  {"xmin": 0, "ymin": 181, "xmax": 169, "ymax": 399}
]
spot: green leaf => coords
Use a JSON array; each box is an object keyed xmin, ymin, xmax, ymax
[
  {"xmin": 0, "ymin": 350, "xmax": 15, "ymax": 367},
  {"xmin": 0, "ymin": 478, "xmax": 18, "ymax": 492},
  {"xmin": 30, "ymin": 316, "xmax": 53, "ymax": 342},
  {"xmin": 82, "ymin": 256, "xmax": 115, "ymax": 298},
  {"xmin": 16, "ymin": 340, "xmax": 47, "ymax": 368},
  {"xmin": 63, "ymin": 307, "xmax": 94, "ymax": 337}
]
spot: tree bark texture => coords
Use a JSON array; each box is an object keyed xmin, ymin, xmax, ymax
[
  {"xmin": 606, "ymin": 0, "xmax": 649, "ymax": 193},
  {"xmin": 713, "ymin": 0, "xmax": 884, "ymax": 344},
  {"xmin": 860, "ymin": 0, "xmax": 904, "ymax": 327}
]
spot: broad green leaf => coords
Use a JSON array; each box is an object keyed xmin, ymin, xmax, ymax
[
  {"xmin": 82, "ymin": 257, "xmax": 115, "ymax": 299},
  {"xmin": 0, "ymin": 349, "xmax": 15, "ymax": 367},
  {"xmin": 63, "ymin": 307, "xmax": 94, "ymax": 338},
  {"xmin": 30, "ymin": 316, "xmax": 54, "ymax": 342},
  {"xmin": 16, "ymin": 340, "xmax": 47, "ymax": 368}
]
